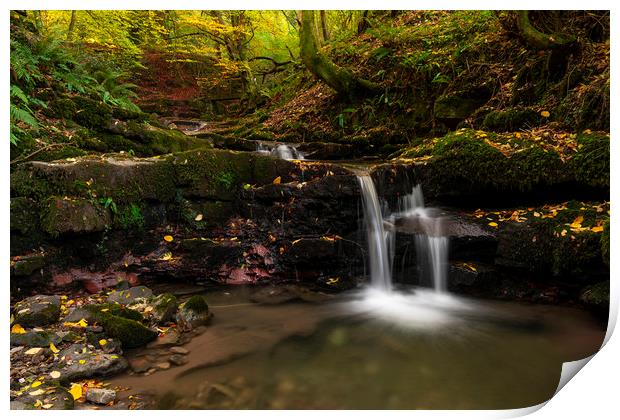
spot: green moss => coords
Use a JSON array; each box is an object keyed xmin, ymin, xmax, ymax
[
  {"xmin": 482, "ymin": 108, "xmax": 540, "ymax": 132},
  {"xmin": 570, "ymin": 133, "xmax": 610, "ymax": 189},
  {"xmin": 87, "ymin": 305, "xmax": 156, "ymax": 348},
  {"xmin": 115, "ymin": 203, "xmax": 145, "ymax": 230},
  {"xmin": 182, "ymin": 295, "xmax": 209, "ymax": 314},
  {"xmin": 10, "ymin": 197, "xmax": 40, "ymax": 234},
  {"xmin": 551, "ymin": 230, "xmax": 602, "ymax": 276},
  {"xmin": 504, "ymin": 146, "xmax": 566, "ymax": 191},
  {"xmin": 580, "ymin": 282, "xmax": 610, "ymax": 306},
  {"xmin": 85, "ymin": 303, "xmax": 144, "ymax": 322},
  {"xmin": 40, "ymin": 196, "xmax": 110, "ymax": 237},
  {"xmin": 601, "ymin": 217, "xmax": 610, "ymax": 266},
  {"xmin": 44, "ymin": 97, "xmax": 78, "ymax": 120},
  {"xmin": 72, "ymin": 97, "xmax": 113, "ymax": 129}
]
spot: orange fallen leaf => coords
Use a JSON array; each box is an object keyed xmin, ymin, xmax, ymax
[
  {"xmin": 273, "ymin": 176, "xmax": 281, "ymax": 185},
  {"xmin": 570, "ymin": 215, "xmax": 584, "ymax": 229},
  {"xmin": 163, "ymin": 235, "xmax": 174, "ymax": 242},
  {"xmin": 11, "ymin": 324, "xmax": 26, "ymax": 334}
]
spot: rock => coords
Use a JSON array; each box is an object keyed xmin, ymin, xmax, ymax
[
  {"xmin": 580, "ymin": 282, "xmax": 609, "ymax": 319},
  {"xmin": 41, "ymin": 197, "xmax": 111, "ymax": 236},
  {"xmin": 56, "ymin": 350, "xmax": 128, "ymax": 382},
  {"xmin": 92, "ymin": 312, "xmax": 157, "ymax": 348},
  {"xmin": 149, "ymin": 293, "xmax": 178, "ymax": 324},
  {"xmin": 128, "ymin": 357, "xmax": 152, "ymax": 373},
  {"xmin": 86, "ymin": 388, "xmax": 116, "ymax": 405},
  {"xmin": 147, "ymin": 330, "xmax": 180, "ymax": 348},
  {"xmin": 12, "ymin": 386, "xmax": 74, "ymax": 410},
  {"xmin": 10, "ymin": 331, "xmax": 61, "ymax": 347},
  {"xmin": 169, "ymin": 346, "xmax": 189, "ymax": 355},
  {"xmin": 107, "ymin": 285, "xmax": 153, "ymax": 306},
  {"xmin": 434, "ymin": 86, "xmax": 492, "ymax": 127},
  {"xmin": 155, "ymin": 362, "xmax": 171, "ymax": 370},
  {"xmin": 176, "ymin": 296, "xmax": 212, "ymax": 332},
  {"xmin": 63, "ymin": 307, "xmax": 96, "ymax": 323},
  {"xmin": 13, "ymin": 295, "xmax": 61, "ymax": 327},
  {"xmin": 11, "ymin": 253, "xmax": 46, "ymax": 277},
  {"xmin": 169, "ymin": 354, "xmax": 188, "ymax": 366}
]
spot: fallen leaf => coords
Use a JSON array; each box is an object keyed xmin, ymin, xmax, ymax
[
  {"xmin": 533, "ymin": 212, "xmax": 541, "ymax": 217},
  {"xmin": 49, "ymin": 371, "xmax": 61, "ymax": 379},
  {"xmin": 561, "ymin": 229, "xmax": 567, "ymax": 237},
  {"xmin": 272, "ymin": 176, "xmax": 281, "ymax": 185},
  {"xmin": 570, "ymin": 215, "xmax": 584, "ymax": 229},
  {"xmin": 163, "ymin": 235, "xmax": 174, "ymax": 242},
  {"xmin": 194, "ymin": 214, "xmax": 203, "ymax": 221},
  {"xmin": 29, "ymin": 389, "xmax": 45, "ymax": 396},
  {"xmin": 79, "ymin": 360, "xmax": 86, "ymax": 365},
  {"xmin": 591, "ymin": 226, "xmax": 604, "ymax": 233},
  {"xmin": 69, "ymin": 383, "xmax": 82, "ymax": 400},
  {"xmin": 49, "ymin": 343, "xmax": 59, "ymax": 354},
  {"xmin": 31, "ymin": 381, "xmax": 42, "ymax": 388},
  {"xmin": 488, "ymin": 222, "xmax": 498, "ymax": 227},
  {"xmin": 11, "ymin": 324, "xmax": 26, "ymax": 334},
  {"xmin": 540, "ymin": 111, "xmax": 550, "ymax": 118},
  {"xmin": 159, "ymin": 252, "xmax": 173, "ymax": 261},
  {"xmin": 99, "ymin": 339, "xmax": 107, "ymax": 346},
  {"xmin": 25, "ymin": 347, "xmax": 43, "ymax": 355}
]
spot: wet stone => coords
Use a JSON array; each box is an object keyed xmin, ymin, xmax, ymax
[
  {"xmin": 13, "ymin": 295, "xmax": 61, "ymax": 327},
  {"xmin": 169, "ymin": 346, "xmax": 189, "ymax": 355},
  {"xmin": 129, "ymin": 357, "xmax": 152, "ymax": 373},
  {"xmin": 10, "ymin": 331, "xmax": 62, "ymax": 348},
  {"xmin": 86, "ymin": 388, "xmax": 117, "ymax": 405},
  {"xmin": 169, "ymin": 354, "xmax": 188, "ymax": 366},
  {"xmin": 107, "ymin": 286, "xmax": 153, "ymax": 306},
  {"xmin": 155, "ymin": 361, "xmax": 171, "ymax": 370}
]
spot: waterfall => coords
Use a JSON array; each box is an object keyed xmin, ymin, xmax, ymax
[
  {"xmin": 256, "ymin": 143, "xmax": 305, "ymax": 160},
  {"xmin": 357, "ymin": 176, "xmax": 449, "ymax": 293},
  {"xmin": 357, "ymin": 175, "xmax": 392, "ymax": 291}
]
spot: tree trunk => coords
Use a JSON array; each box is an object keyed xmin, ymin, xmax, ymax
[
  {"xmin": 66, "ymin": 11, "xmax": 77, "ymax": 42},
  {"xmin": 299, "ymin": 10, "xmax": 377, "ymax": 99},
  {"xmin": 357, "ymin": 10, "xmax": 371, "ymax": 34},
  {"xmin": 516, "ymin": 11, "xmax": 575, "ymax": 49},
  {"xmin": 319, "ymin": 10, "xmax": 330, "ymax": 42}
]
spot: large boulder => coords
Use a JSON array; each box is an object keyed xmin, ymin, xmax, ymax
[
  {"xmin": 13, "ymin": 295, "xmax": 61, "ymax": 327},
  {"xmin": 41, "ymin": 197, "xmax": 111, "ymax": 236}
]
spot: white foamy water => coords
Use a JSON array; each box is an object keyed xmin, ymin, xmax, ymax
[{"xmin": 257, "ymin": 143, "xmax": 305, "ymax": 160}]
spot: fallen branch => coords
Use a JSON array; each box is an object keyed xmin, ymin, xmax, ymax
[{"xmin": 10, "ymin": 142, "xmax": 71, "ymax": 165}]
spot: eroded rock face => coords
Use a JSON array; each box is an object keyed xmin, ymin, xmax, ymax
[{"xmin": 42, "ymin": 197, "xmax": 111, "ymax": 236}]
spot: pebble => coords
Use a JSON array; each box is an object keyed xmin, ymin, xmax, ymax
[
  {"xmin": 169, "ymin": 346, "xmax": 189, "ymax": 355},
  {"xmin": 168, "ymin": 354, "xmax": 188, "ymax": 366},
  {"xmin": 155, "ymin": 362, "xmax": 171, "ymax": 370},
  {"xmin": 128, "ymin": 357, "xmax": 152, "ymax": 373},
  {"xmin": 86, "ymin": 388, "xmax": 117, "ymax": 405}
]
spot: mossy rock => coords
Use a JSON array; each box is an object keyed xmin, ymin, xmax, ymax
[
  {"xmin": 13, "ymin": 295, "xmax": 61, "ymax": 327},
  {"xmin": 601, "ymin": 218, "xmax": 610, "ymax": 266},
  {"xmin": 150, "ymin": 293, "xmax": 178, "ymax": 324},
  {"xmin": 44, "ymin": 97, "xmax": 78, "ymax": 120},
  {"xmin": 10, "ymin": 197, "xmax": 40, "ymax": 235},
  {"xmin": 176, "ymin": 295, "xmax": 211, "ymax": 332},
  {"xmin": 107, "ymin": 286, "xmax": 153, "ymax": 306},
  {"xmin": 40, "ymin": 196, "xmax": 111, "ymax": 237},
  {"xmin": 569, "ymin": 133, "xmax": 610, "ymax": 189},
  {"xmin": 84, "ymin": 303, "xmax": 144, "ymax": 322},
  {"xmin": 10, "ymin": 330, "xmax": 62, "ymax": 347},
  {"xmin": 11, "ymin": 253, "xmax": 46, "ymax": 277},
  {"xmin": 73, "ymin": 97, "xmax": 113, "ymax": 129},
  {"xmin": 88, "ymin": 309, "xmax": 157, "ymax": 348},
  {"xmin": 178, "ymin": 199, "xmax": 233, "ymax": 229},
  {"xmin": 482, "ymin": 108, "xmax": 540, "ymax": 132},
  {"xmin": 11, "ymin": 156, "xmax": 178, "ymax": 204}
]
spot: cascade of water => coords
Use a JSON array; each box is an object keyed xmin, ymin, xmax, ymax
[
  {"xmin": 357, "ymin": 175, "xmax": 392, "ymax": 291},
  {"xmin": 356, "ymin": 175, "xmax": 449, "ymax": 293},
  {"xmin": 256, "ymin": 143, "xmax": 305, "ymax": 160}
]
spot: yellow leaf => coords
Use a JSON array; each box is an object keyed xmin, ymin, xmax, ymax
[
  {"xmin": 31, "ymin": 381, "xmax": 42, "ymax": 388},
  {"xmin": 69, "ymin": 383, "xmax": 83, "ymax": 400},
  {"xmin": 49, "ymin": 371, "xmax": 61, "ymax": 379},
  {"xmin": 591, "ymin": 226, "xmax": 604, "ymax": 233},
  {"xmin": 533, "ymin": 212, "xmax": 541, "ymax": 217},
  {"xmin": 570, "ymin": 215, "xmax": 584, "ymax": 229},
  {"xmin": 194, "ymin": 214, "xmax": 203, "ymax": 221},
  {"xmin": 79, "ymin": 360, "xmax": 86, "ymax": 365},
  {"xmin": 540, "ymin": 111, "xmax": 550, "ymax": 117},
  {"xmin": 561, "ymin": 229, "xmax": 567, "ymax": 237},
  {"xmin": 291, "ymin": 239, "xmax": 302, "ymax": 245},
  {"xmin": 25, "ymin": 347, "xmax": 43, "ymax": 355},
  {"xmin": 49, "ymin": 343, "xmax": 59, "ymax": 354},
  {"xmin": 272, "ymin": 176, "xmax": 281, "ymax": 185},
  {"xmin": 488, "ymin": 222, "xmax": 498, "ymax": 227},
  {"xmin": 99, "ymin": 339, "xmax": 107, "ymax": 346},
  {"xmin": 77, "ymin": 319, "xmax": 88, "ymax": 328},
  {"xmin": 29, "ymin": 389, "xmax": 45, "ymax": 396},
  {"xmin": 11, "ymin": 324, "xmax": 26, "ymax": 334},
  {"xmin": 159, "ymin": 252, "xmax": 173, "ymax": 261},
  {"xmin": 66, "ymin": 299, "xmax": 75, "ymax": 306},
  {"xmin": 164, "ymin": 235, "xmax": 174, "ymax": 242}
]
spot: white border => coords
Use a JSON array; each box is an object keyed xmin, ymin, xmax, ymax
[{"xmin": 3, "ymin": 2, "xmax": 617, "ymax": 420}]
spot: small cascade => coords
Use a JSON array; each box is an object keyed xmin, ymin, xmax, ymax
[
  {"xmin": 357, "ymin": 175, "xmax": 392, "ymax": 291},
  {"xmin": 356, "ymin": 176, "xmax": 449, "ymax": 293},
  {"xmin": 256, "ymin": 143, "xmax": 305, "ymax": 160}
]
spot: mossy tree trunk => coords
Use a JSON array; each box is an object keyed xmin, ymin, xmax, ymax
[
  {"xmin": 299, "ymin": 10, "xmax": 378, "ymax": 99},
  {"xmin": 517, "ymin": 11, "xmax": 575, "ymax": 49}
]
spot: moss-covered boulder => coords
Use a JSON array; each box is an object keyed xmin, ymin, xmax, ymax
[
  {"xmin": 434, "ymin": 87, "xmax": 491, "ymax": 126},
  {"xmin": 87, "ymin": 308, "xmax": 157, "ymax": 348},
  {"xmin": 150, "ymin": 293, "xmax": 178, "ymax": 324},
  {"xmin": 41, "ymin": 196, "xmax": 111, "ymax": 236},
  {"xmin": 13, "ymin": 295, "xmax": 61, "ymax": 327},
  {"xmin": 10, "ymin": 330, "xmax": 62, "ymax": 347},
  {"xmin": 11, "ymin": 156, "xmax": 178, "ymax": 204},
  {"xmin": 569, "ymin": 133, "xmax": 610, "ymax": 189},
  {"xmin": 176, "ymin": 295, "xmax": 211, "ymax": 332},
  {"xmin": 11, "ymin": 253, "xmax": 46, "ymax": 277},
  {"xmin": 72, "ymin": 97, "xmax": 113, "ymax": 129},
  {"xmin": 482, "ymin": 108, "xmax": 540, "ymax": 132}
]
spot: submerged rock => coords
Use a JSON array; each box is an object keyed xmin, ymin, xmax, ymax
[
  {"xmin": 13, "ymin": 295, "xmax": 61, "ymax": 327},
  {"xmin": 176, "ymin": 295, "xmax": 212, "ymax": 332}
]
